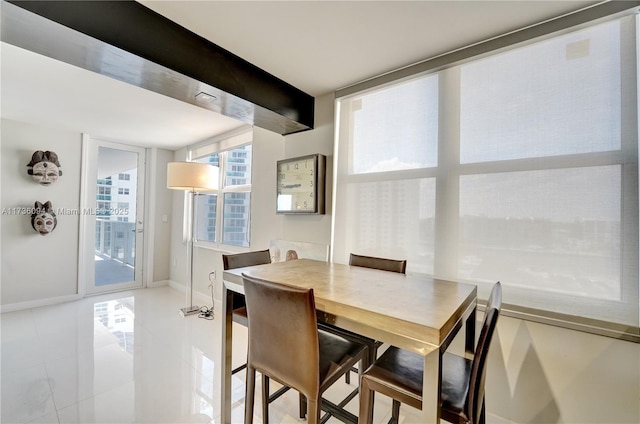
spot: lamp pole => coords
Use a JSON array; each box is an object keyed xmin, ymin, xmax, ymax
[
  {"xmin": 181, "ymin": 189, "xmax": 200, "ymax": 316},
  {"xmin": 167, "ymin": 161, "xmax": 218, "ymax": 317}
]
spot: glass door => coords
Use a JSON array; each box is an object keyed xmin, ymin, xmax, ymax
[{"xmin": 84, "ymin": 140, "xmax": 145, "ymax": 294}]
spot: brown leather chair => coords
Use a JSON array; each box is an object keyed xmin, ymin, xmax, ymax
[
  {"xmin": 223, "ymin": 249, "xmax": 271, "ymax": 272},
  {"xmin": 359, "ymin": 282, "xmax": 502, "ymax": 424},
  {"xmin": 349, "ymin": 253, "xmax": 407, "ymax": 274},
  {"xmin": 222, "ymin": 249, "xmax": 271, "ymax": 375},
  {"xmin": 331, "ymin": 253, "xmax": 407, "ymax": 384},
  {"xmin": 242, "ymin": 274, "xmax": 368, "ymax": 424}
]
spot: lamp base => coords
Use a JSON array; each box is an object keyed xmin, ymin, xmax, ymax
[{"xmin": 179, "ymin": 305, "xmax": 201, "ymax": 317}]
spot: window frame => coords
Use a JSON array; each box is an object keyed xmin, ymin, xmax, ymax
[
  {"xmin": 187, "ymin": 127, "xmax": 253, "ymax": 250},
  {"xmin": 332, "ymin": 12, "xmax": 639, "ymax": 341}
]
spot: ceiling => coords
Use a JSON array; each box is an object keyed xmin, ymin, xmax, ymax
[{"xmin": 1, "ymin": 0, "xmax": 598, "ymax": 150}]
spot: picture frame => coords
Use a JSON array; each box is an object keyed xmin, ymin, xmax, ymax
[{"xmin": 276, "ymin": 153, "xmax": 325, "ymax": 214}]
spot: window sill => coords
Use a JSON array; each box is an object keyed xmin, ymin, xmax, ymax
[{"xmin": 478, "ymin": 302, "xmax": 640, "ymax": 343}]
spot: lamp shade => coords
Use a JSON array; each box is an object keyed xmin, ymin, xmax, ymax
[{"xmin": 167, "ymin": 161, "xmax": 219, "ymax": 192}]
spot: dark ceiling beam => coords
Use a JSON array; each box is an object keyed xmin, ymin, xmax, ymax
[{"xmin": 3, "ymin": 0, "xmax": 314, "ymax": 135}]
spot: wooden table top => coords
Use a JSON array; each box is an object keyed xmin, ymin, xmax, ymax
[{"xmin": 223, "ymin": 259, "xmax": 477, "ymax": 355}]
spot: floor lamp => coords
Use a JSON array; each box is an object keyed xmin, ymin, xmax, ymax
[{"xmin": 167, "ymin": 161, "xmax": 219, "ymax": 317}]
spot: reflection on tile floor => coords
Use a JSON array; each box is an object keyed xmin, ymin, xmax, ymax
[{"xmin": 1, "ymin": 286, "xmax": 423, "ymax": 424}]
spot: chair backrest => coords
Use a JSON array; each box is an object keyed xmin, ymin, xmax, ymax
[
  {"xmin": 349, "ymin": 253, "xmax": 407, "ymax": 274},
  {"xmin": 222, "ymin": 249, "xmax": 271, "ymax": 270},
  {"xmin": 466, "ymin": 281, "xmax": 502, "ymax": 424},
  {"xmin": 242, "ymin": 273, "xmax": 320, "ymax": 398}
]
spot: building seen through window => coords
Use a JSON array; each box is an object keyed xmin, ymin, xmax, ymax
[{"xmin": 194, "ymin": 144, "xmax": 252, "ymax": 248}]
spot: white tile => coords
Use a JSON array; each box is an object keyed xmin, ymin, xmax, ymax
[
  {"xmin": 56, "ymin": 382, "xmax": 137, "ymax": 424},
  {"xmin": 1, "ymin": 363, "xmax": 56, "ymax": 424},
  {"xmin": 0, "ymin": 309, "xmax": 38, "ymax": 340},
  {"xmin": 25, "ymin": 410, "xmax": 60, "ymax": 424},
  {"xmin": 1, "ymin": 332, "xmax": 46, "ymax": 371},
  {"xmin": 45, "ymin": 343, "xmax": 135, "ymax": 409},
  {"xmin": 1, "ymin": 286, "xmax": 401, "ymax": 424},
  {"xmin": 55, "ymin": 355, "xmax": 218, "ymax": 423},
  {"xmin": 1, "ymin": 310, "xmax": 46, "ymax": 371}
]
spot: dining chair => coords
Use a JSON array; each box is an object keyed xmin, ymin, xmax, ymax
[
  {"xmin": 348, "ymin": 253, "xmax": 407, "ymax": 274},
  {"xmin": 241, "ymin": 273, "xmax": 368, "ymax": 424},
  {"xmin": 332, "ymin": 253, "xmax": 407, "ymax": 384},
  {"xmin": 222, "ymin": 249, "xmax": 271, "ymax": 376},
  {"xmin": 358, "ymin": 281, "xmax": 502, "ymax": 424}
]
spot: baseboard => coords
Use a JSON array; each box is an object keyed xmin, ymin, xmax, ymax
[
  {"xmin": 0, "ymin": 293, "xmax": 82, "ymax": 313},
  {"xmin": 147, "ymin": 279, "xmax": 170, "ymax": 288},
  {"xmin": 486, "ymin": 413, "xmax": 517, "ymax": 424},
  {"xmin": 167, "ymin": 279, "xmax": 184, "ymax": 293},
  {"xmin": 2, "ymin": 281, "xmax": 173, "ymax": 313},
  {"xmin": 165, "ymin": 280, "xmax": 220, "ymax": 310}
]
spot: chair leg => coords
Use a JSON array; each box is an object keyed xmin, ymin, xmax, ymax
[
  {"xmin": 358, "ymin": 377, "xmax": 375, "ymax": 424},
  {"xmin": 359, "ymin": 350, "xmax": 376, "ymax": 419},
  {"xmin": 348, "ymin": 342, "xmax": 379, "ymax": 384},
  {"xmin": 391, "ymin": 400, "xmax": 401, "ymax": 424},
  {"xmin": 306, "ymin": 397, "xmax": 320, "ymax": 424},
  {"xmin": 369, "ymin": 344, "xmax": 379, "ymax": 365},
  {"xmin": 232, "ymin": 363, "xmax": 247, "ymax": 375},
  {"xmin": 479, "ymin": 397, "xmax": 486, "ymax": 424},
  {"xmin": 262, "ymin": 375, "xmax": 270, "ymax": 424},
  {"xmin": 299, "ymin": 393, "xmax": 307, "ymax": 419},
  {"xmin": 244, "ymin": 366, "xmax": 256, "ymax": 424}
]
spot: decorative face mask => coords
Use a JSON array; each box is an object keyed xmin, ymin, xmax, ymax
[
  {"xmin": 27, "ymin": 151, "xmax": 62, "ymax": 185},
  {"xmin": 31, "ymin": 201, "xmax": 57, "ymax": 236}
]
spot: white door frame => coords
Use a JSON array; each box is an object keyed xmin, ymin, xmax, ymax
[{"xmin": 79, "ymin": 135, "xmax": 147, "ymax": 296}]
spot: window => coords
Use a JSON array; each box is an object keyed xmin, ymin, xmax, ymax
[
  {"xmin": 118, "ymin": 188, "xmax": 129, "ymax": 195},
  {"xmin": 96, "ymin": 201, "xmax": 111, "ymax": 217},
  {"xmin": 334, "ymin": 15, "xmax": 638, "ymax": 330},
  {"xmin": 118, "ymin": 173, "xmax": 130, "ymax": 181},
  {"xmin": 190, "ymin": 130, "xmax": 253, "ymax": 248},
  {"xmin": 221, "ymin": 192, "xmax": 251, "ymax": 245},
  {"xmin": 97, "ymin": 186, "xmax": 111, "ymax": 201}
]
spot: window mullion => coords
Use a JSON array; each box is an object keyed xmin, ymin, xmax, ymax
[
  {"xmin": 433, "ymin": 67, "xmax": 462, "ymax": 279},
  {"xmin": 215, "ymin": 152, "xmax": 227, "ymax": 246}
]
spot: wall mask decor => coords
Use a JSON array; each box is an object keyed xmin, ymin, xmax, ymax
[
  {"xmin": 31, "ymin": 201, "xmax": 57, "ymax": 236},
  {"xmin": 27, "ymin": 151, "xmax": 62, "ymax": 185}
]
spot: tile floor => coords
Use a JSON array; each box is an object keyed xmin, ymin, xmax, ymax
[{"xmin": 1, "ymin": 286, "xmax": 422, "ymax": 424}]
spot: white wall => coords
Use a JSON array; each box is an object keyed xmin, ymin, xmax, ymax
[
  {"xmin": 147, "ymin": 147, "xmax": 174, "ymax": 284},
  {"xmin": 520, "ymin": 319, "xmax": 638, "ymax": 423},
  {"xmin": 168, "ymin": 126, "xmax": 284, "ymax": 306},
  {"xmin": 281, "ymin": 93, "xmax": 335, "ymax": 247},
  {"xmin": 1, "ymin": 118, "xmax": 175, "ymax": 309},
  {"xmin": 1, "ymin": 119, "xmax": 81, "ymax": 305},
  {"xmin": 167, "ymin": 94, "xmax": 334, "ymax": 309},
  {"xmin": 463, "ymin": 314, "xmax": 639, "ymax": 424}
]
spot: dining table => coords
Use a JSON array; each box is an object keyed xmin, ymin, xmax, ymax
[{"xmin": 220, "ymin": 258, "xmax": 477, "ymax": 423}]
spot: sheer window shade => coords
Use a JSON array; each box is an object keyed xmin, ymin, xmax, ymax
[{"xmin": 333, "ymin": 15, "xmax": 638, "ymax": 329}]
